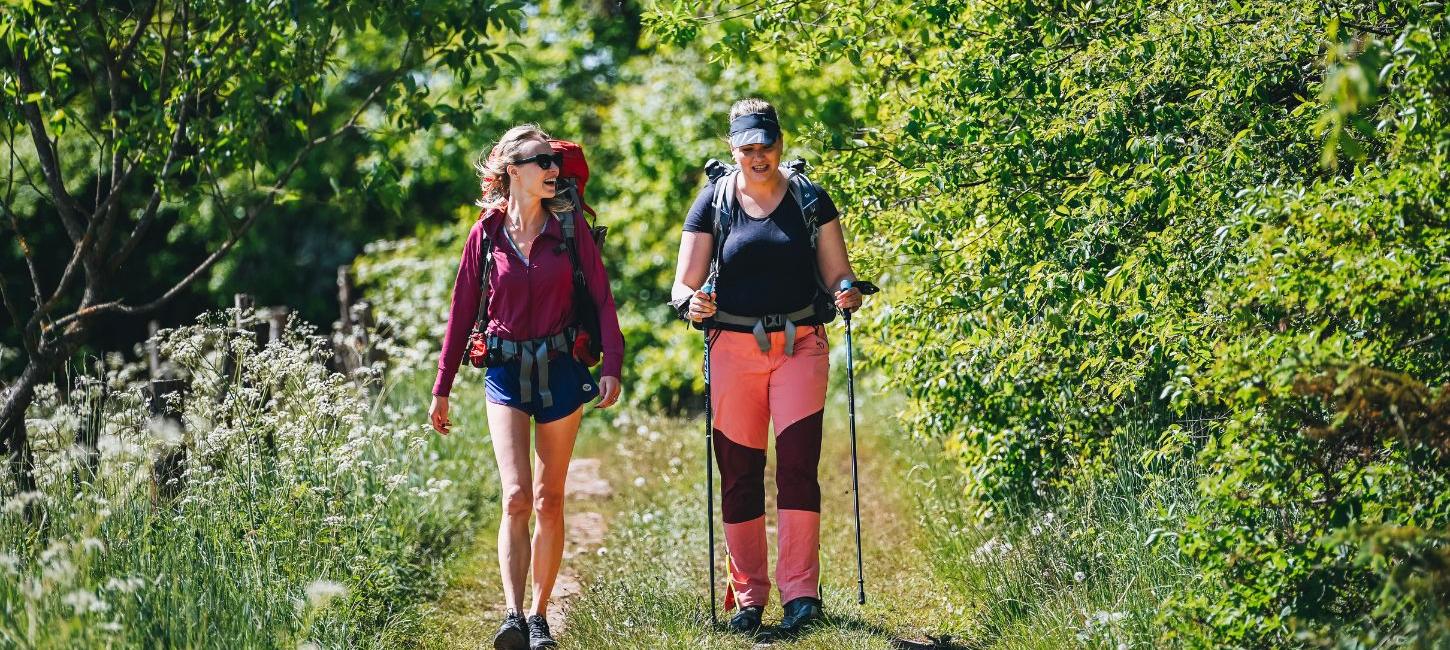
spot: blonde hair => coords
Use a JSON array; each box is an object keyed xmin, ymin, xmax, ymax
[
  {"xmin": 474, "ymin": 124, "xmax": 574, "ymax": 213},
  {"xmin": 729, "ymin": 98, "xmax": 778, "ymax": 123}
]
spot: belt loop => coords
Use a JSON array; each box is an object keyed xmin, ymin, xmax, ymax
[{"xmin": 784, "ymin": 319, "xmax": 797, "ymax": 356}]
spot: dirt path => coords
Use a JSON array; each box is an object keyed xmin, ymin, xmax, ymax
[
  {"xmin": 408, "ymin": 455, "xmax": 613, "ymax": 648},
  {"xmin": 549, "ymin": 458, "xmax": 613, "ymax": 629}
]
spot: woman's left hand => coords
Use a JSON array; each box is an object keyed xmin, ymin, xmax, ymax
[
  {"xmin": 595, "ymin": 376, "xmax": 622, "ymax": 409},
  {"xmin": 835, "ymin": 286, "xmax": 863, "ymax": 312}
]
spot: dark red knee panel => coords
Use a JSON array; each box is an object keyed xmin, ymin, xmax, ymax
[
  {"xmin": 776, "ymin": 410, "xmax": 823, "ymax": 512},
  {"xmin": 714, "ymin": 429, "xmax": 767, "ymax": 524}
]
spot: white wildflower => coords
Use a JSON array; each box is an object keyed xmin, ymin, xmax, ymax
[
  {"xmin": 62, "ymin": 589, "xmax": 109, "ymax": 614},
  {"xmin": 104, "ymin": 577, "xmax": 146, "ymax": 593},
  {"xmin": 3, "ymin": 491, "xmax": 44, "ymax": 515},
  {"xmin": 303, "ymin": 580, "xmax": 347, "ymax": 609}
]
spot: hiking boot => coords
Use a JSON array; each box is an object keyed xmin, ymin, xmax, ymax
[
  {"xmin": 526, "ymin": 614, "xmax": 557, "ymax": 649},
  {"xmin": 726, "ymin": 605, "xmax": 765, "ymax": 636},
  {"xmin": 776, "ymin": 597, "xmax": 824, "ymax": 636},
  {"xmin": 492, "ymin": 611, "xmax": 527, "ymax": 650}
]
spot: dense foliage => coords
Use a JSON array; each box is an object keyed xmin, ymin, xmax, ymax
[
  {"xmin": 651, "ymin": 0, "xmax": 1450, "ymax": 645},
  {"xmin": 5, "ymin": 0, "xmax": 1448, "ymax": 646}
]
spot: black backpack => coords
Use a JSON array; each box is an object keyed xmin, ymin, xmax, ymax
[{"xmin": 701, "ymin": 158, "xmax": 837, "ymax": 327}]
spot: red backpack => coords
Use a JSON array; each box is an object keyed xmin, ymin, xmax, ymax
[{"xmin": 467, "ymin": 139, "xmax": 608, "ymax": 368}]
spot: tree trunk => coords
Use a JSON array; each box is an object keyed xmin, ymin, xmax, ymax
[{"xmin": 1, "ymin": 355, "xmax": 53, "ymax": 498}]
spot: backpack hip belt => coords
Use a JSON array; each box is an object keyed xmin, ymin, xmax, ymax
[
  {"xmin": 489, "ymin": 327, "xmax": 578, "ymax": 409},
  {"xmin": 710, "ymin": 304, "xmax": 818, "ymax": 355}
]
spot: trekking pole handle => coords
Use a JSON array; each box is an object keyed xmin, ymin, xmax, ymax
[{"xmin": 839, "ymin": 279, "xmax": 879, "ymax": 321}]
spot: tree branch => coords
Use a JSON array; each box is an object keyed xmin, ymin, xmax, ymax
[
  {"xmin": 48, "ymin": 50, "xmax": 415, "ymax": 330},
  {"xmin": 107, "ymin": 93, "xmax": 192, "ymax": 270},
  {"xmin": 12, "ymin": 56, "xmax": 89, "ymax": 243},
  {"xmin": 116, "ymin": 0, "xmax": 159, "ymax": 67},
  {"xmin": 86, "ymin": 0, "xmax": 126, "ymax": 204}
]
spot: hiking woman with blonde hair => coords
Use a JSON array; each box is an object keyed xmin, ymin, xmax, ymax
[{"xmin": 430, "ymin": 124, "xmax": 623, "ymax": 649}]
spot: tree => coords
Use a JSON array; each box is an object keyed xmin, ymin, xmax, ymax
[{"xmin": 0, "ymin": 0, "xmax": 526, "ymax": 494}]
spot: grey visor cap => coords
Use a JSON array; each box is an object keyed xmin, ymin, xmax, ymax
[{"xmin": 729, "ymin": 128, "xmax": 777, "ymax": 148}]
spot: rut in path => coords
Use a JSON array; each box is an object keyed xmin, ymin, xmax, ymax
[{"xmin": 547, "ymin": 457, "xmax": 613, "ymax": 630}]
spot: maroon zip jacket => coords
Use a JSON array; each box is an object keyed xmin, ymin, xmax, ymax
[{"xmin": 432, "ymin": 208, "xmax": 624, "ymax": 397}]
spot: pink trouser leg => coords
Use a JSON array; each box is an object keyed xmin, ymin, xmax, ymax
[
  {"xmin": 710, "ymin": 327, "xmax": 831, "ymax": 608},
  {"xmin": 712, "ymin": 331, "xmax": 771, "ymax": 608},
  {"xmin": 770, "ymin": 328, "xmax": 829, "ymax": 603}
]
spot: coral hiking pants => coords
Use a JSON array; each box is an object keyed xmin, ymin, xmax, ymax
[{"xmin": 710, "ymin": 325, "xmax": 829, "ymax": 608}]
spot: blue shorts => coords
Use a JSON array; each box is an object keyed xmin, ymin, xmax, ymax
[{"xmin": 485, "ymin": 354, "xmax": 599, "ymax": 423}]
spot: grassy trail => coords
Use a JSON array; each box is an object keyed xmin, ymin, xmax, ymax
[
  {"xmin": 398, "ymin": 376, "xmax": 974, "ymax": 648},
  {"xmin": 557, "ymin": 399, "xmax": 975, "ymax": 649}
]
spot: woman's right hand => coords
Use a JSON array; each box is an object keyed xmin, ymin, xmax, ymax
[
  {"xmin": 429, "ymin": 395, "xmax": 451, "ymax": 435},
  {"xmin": 688, "ymin": 289, "xmax": 717, "ymax": 322}
]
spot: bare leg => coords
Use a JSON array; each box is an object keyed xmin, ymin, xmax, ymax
[
  {"xmin": 488, "ymin": 401, "xmax": 535, "ymax": 614},
  {"xmin": 529, "ymin": 406, "xmax": 583, "ymax": 618}
]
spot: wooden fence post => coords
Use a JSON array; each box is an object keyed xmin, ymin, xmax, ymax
[
  {"xmin": 147, "ymin": 320, "xmax": 161, "ymax": 380},
  {"xmin": 337, "ymin": 265, "xmax": 354, "ymax": 329},
  {"xmin": 149, "ymin": 378, "xmax": 188, "ymax": 503},
  {"xmin": 268, "ymin": 306, "xmax": 290, "ymax": 344},
  {"xmin": 74, "ymin": 381, "xmax": 105, "ymax": 482}
]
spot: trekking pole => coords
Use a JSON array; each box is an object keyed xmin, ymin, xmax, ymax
[
  {"xmin": 840, "ymin": 279, "xmax": 879, "ymax": 606},
  {"xmin": 701, "ymin": 280, "xmax": 718, "ymax": 626}
]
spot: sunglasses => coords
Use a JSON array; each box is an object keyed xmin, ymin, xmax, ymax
[{"xmin": 512, "ymin": 152, "xmax": 565, "ymax": 170}]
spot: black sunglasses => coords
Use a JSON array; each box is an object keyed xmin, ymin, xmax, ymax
[{"xmin": 512, "ymin": 152, "xmax": 564, "ymax": 170}]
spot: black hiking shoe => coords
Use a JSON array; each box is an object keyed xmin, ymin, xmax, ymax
[
  {"xmin": 526, "ymin": 614, "xmax": 557, "ymax": 649},
  {"xmin": 726, "ymin": 605, "xmax": 765, "ymax": 636},
  {"xmin": 776, "ymin": 597, "xmax": 824, "ymax": 636},
  {"xmin": 492, "ymin": 610, "xmax": 528, "ymax": 650}
]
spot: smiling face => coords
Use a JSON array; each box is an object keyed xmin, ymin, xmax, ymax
[
  {"xmin": 506, "ymin": 138, "xmax": 560, "ymax": 201},
  {"xmin": 731, "ymin": 139, "xmax": 783, "ymax": 184}
]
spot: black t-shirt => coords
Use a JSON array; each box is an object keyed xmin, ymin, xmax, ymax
[{"xmin": 683, "ymin": 178, "xmax": 840, "ymax": 322}]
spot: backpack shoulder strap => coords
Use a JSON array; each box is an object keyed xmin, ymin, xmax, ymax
[
  {"xmin": 705, "ymin": 162, "xmax": 740, "ymax": 283},
  {"xmin": 555, "ymin": 209, "xmax": 589, "ymax": 290},
  {"xmin": 783, "ymin": 160, "xmax": 822, "ymax": 249},
  {"xmin": 781, "ymin": 161, "xmax": 836, "ymax": 301},
  {"xmin": 474, "ymin": 234, "xmax": 496, "ymax": 332}
]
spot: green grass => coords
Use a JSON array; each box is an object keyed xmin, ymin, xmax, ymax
[
  {"xmin": 537, "ymin": 388, "xmax": 1194, "ymax": 648},
  {"xmin": 557, "ymin": 387, "xmax": 977, "ymax": 649},
  {"xmin": 0, "ymin": 321, "xmax": 503, "ymax": 649}
]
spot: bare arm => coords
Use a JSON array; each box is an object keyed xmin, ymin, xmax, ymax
[
  {"xmin": 815, "ymin": 219, "xmax": 856, "ymax": 290},
  {"xmin": 673, "ymin": 231, "xmax": 715, "ymax": 299},
  {"xmin": 673, "ymin": 231, "xmax": 717, "ymax": 321}
]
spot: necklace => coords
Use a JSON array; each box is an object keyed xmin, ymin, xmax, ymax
[{"xmin": 508, "ymin": 217, "xmax": 545, "ymax": 248}]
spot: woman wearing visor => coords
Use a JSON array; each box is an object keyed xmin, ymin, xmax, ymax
[{"xmin": 671, "ymin": 99, "xmax": 864, "ymax": 637}]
